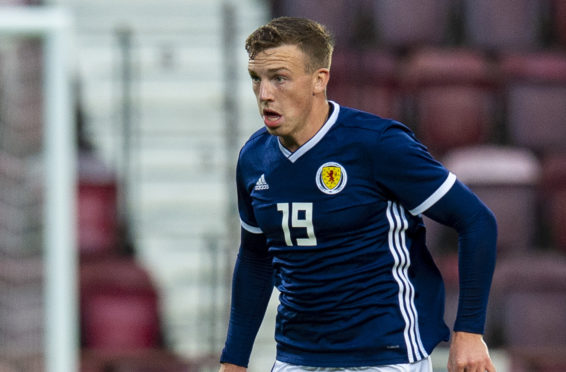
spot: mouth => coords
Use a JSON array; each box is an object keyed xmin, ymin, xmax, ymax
[{"xmin": 262, "ymin": 108, "xmax": 282, "ymax": 128}]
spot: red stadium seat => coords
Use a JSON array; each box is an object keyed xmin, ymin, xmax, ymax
[
  {"xmin": 463, "ymin": 0, "xmax": 544, "ymax": 51},
  {"xmin": 80, "ymin": 259, "xmax": 161, "ymax": 351},
  {"xmin": 401, "ymin": 49, "xmax": 498, "ymax": 155},
  {"xmin": 81, "ymin": 349, "xmax": 197, "ymax": 372},
  {"xmin": 372, "ymin": 0, "xmax": 453, "ymax": 49},
  {"xmin": 328, "ymin": 49, "xmax": 401, "ymax": 118},
  {"xmin": 272, "ymin": 0, "xmax": 362, "ymax": 47},
  {"xmin": 501, "ymin": 52, "xmax": 566, "ymax": 153},
  {"xmin": 78, "ymin": 151, "xmax": 120, "ymax": 258},
  {"xmin": 0, "ymin": 361, "xmax": 17, "ymax": 372},
  {"xmin": 489, "ymin": 254, "xmax": 566, "ymax": 351},
  {"xmin": 504, "ymin": 292, "xmax": 566, "ymax": 348},
  {"xmin": 78, "ymin": 181, "xmax": 119, "ymax": 258},
  {"xmin": 556, "ymin": 0, "xmax": 566, "ymax": 48},
  {"xmin": 540, "ymin": 152, "xmax": 566, "ymax": 253},
  {"xmin": 508, "ymin": 347, "xmax": 566, "ymax": 372},
  {"xmin": 443, "ymin": 145, "xmax": 541, "ymax": 255}
]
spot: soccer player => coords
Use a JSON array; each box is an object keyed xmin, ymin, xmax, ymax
[{"xmin": 219, "ymin": 17, "xmax": 497, "ymax": 372}]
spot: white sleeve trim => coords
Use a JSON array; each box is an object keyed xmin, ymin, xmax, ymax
[
  {"xmin": 240, "ymin": 218, "xmax": 263, "ymax": 234},
  {"xmin": 409, "ymin": 172, "xmax": 457, "ymax": 216}
]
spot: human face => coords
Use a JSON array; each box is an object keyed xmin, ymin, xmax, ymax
[{"xmin": 248, "ymin": 44, "xmax": 328, "ymax": 151}]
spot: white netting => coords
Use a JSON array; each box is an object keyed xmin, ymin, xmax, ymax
[{"xmin": 0, "ymin": 36, "xmax": 45, "ymax": 372}]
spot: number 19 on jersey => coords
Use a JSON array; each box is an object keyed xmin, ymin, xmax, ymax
[{"xmin": 277, "ymin": 202, "xmax": 317, "ymax": 246}]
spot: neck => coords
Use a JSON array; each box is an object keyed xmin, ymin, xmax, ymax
[{"xmin": 280, "ymin": 98, "xmax": 330, "ymax": 152}]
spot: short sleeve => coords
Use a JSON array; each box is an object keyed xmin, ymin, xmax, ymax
[{"xmin": 373, "ymin": 122, "xmax": 456, "ymax": 216}]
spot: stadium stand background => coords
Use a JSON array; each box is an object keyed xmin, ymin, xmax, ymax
[{"xmin": 1, "ymin": 0, "xmax": 566, "ymax": 371}]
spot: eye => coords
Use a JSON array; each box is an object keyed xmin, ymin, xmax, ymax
[
  {"xmin": 249, "ymin": 74, "xmax": 260, "ymax": 83},
  {"xmin": 274, "ymin": 75, "xmax": 286, "ymax": 83}
]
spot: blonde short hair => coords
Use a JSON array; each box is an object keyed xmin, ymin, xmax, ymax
[{"xmin": 245, "ymin": 17, "xmax": 335, "ymax": 72}]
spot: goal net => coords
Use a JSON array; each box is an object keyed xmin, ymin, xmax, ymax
[{"xmin": 0, "ymin": 6, "xmax": 74, "ymax": 372}]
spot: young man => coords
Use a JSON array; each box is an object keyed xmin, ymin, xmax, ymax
[{"xmin": 219, "ymin": 17, "xmax": 497, "ymax": 372}]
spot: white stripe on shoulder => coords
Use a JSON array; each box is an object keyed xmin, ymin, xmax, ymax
[
  {"xmin": 240, "ymin": 218, "xmax": 263, "ymax": 234},
  {"xmin": 409, "ymin": 172, "xmax": 457, "ymax": 216}
]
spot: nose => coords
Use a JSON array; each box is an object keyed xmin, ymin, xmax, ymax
[{"xmin": 258, "ymin": 81, "xmax": 273, "ymax": 102}]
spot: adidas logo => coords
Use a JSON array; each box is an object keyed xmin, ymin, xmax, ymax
[{"xmin": 254, "ymin": 174, "xmax": 269, "ymax": 190}]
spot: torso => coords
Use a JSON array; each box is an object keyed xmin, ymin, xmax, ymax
[{"xmin": 237, "ymin": 102, "xmax": 450, "ymax": 367}]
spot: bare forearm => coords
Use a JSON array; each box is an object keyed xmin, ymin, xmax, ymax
[{"xmin": 219, "ymin": 362, "xmax": 247, "ymax": 372}]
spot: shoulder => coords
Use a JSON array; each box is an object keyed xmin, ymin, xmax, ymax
[
  {"xmin": 242, "ymin": 126, "xmax": 270, "ymax": 150},
  {"xmin": 238, "ymin": 127, "xmax": 271, "ymax": 162},
  {"xmin": 335, "ymin": 104, "xmax": 415, "ymax": 144}
]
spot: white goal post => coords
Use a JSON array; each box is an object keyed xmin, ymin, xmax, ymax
[{"xmin": 0, "ymin": 6, "xmax": 76, "ymax": 372}]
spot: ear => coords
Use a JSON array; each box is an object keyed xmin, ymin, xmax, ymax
[{"xmin": 313, "ymin": 68, "xmax": 330, "ymax": 95}]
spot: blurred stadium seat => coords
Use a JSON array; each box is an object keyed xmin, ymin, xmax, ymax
[
  {"xmin": 540, "ymin": 152, "xmax": 566, "ymax": 253},
  {"xmin": 272, "ymin": 0, "xmax": 361, "ymax": 47},
  {"xmin": 488, "ymin": 254, "xmax": 566, "ymax": 369},
  {"xmin": 507, "ymin": 347, "xmax": 566, "ymax": 372},
  {"xmin": 80, "ymin": 258, "xmax": 161, "ymax": 351},
  {"xmin": 0, "ymin": 361, "xmax": 17, "ymax": 372},
  {"xmin": 501, "ymin": 52, "xmax": 566, "ymax": 153},
  {"xmin": 556, "ymin": 0, "xmax": 566, "ymax": 48},
  {"xmin": 78, "ymin": 151, "xmax": 120, "ymax": 259},
  {"xmin": 372, "ymin": 0, "xmax": 453, "ymax": 49},
  {"xmin": 81, "ymin": 349, "xmax": 197, "ymax": 372},
  {"xmin": 443, "ymin": 145, "xmax": 541, "ymax": 255},
  {"xmin": 504, "ymin": 292, "xmax": 566, "ymax": 347},
  {"xmin": 328, "ymin": 49, "xmax": 401, "ymax": 118},
  {"xmin": 463, "ymin": 0, "xmax": 545, "ymax": 51},
  {"xmin": 400, "ymin": 48, "xmax": 498, "ymax": 155}
]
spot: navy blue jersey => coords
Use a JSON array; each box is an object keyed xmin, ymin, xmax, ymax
[{"xmin": 236, "ymin": 102, "xmax": 455, "ymax": 366}]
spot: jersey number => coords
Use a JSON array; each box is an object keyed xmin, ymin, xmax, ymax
[{"xmin": 276, "ymin": 202, "xmax": 317, "ymax": 246}]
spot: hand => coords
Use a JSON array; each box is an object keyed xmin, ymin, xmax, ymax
[
  {"xmin": 447, "ymin": 331, "xmax": 496, "ymax": 372},
  {"xmin": 219, "ymin": 363, "xmax": 247, "ymax": 372}
]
